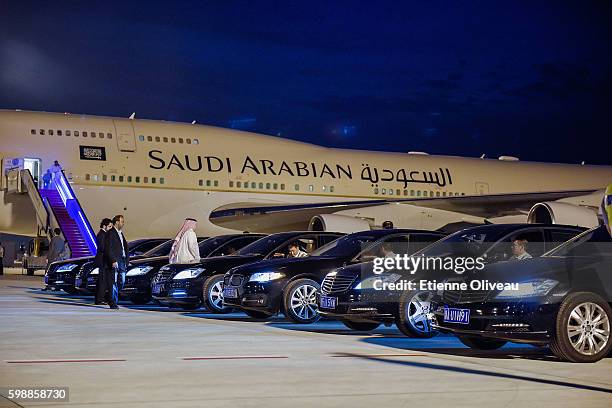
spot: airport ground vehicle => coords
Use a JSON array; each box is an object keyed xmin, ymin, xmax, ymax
[
  {"xmin": 432, "ymin": 225, "xmax": 612, "ymax": 363},
  {"xmin": 223, "ymin": 229, "xmax": 444, "ymax": 323},
  {"xmin": 319, "ymin": 224, "xmax": 585, "ymax": 336},
  {"xmin": 120, "ymin": 234, "xmax": 264, "ymax": 305},
  {"xmin": 152, "ymin": 232, "xmax": 343, "ymax": 312},
  {"xmin": 46, "ymin": 238, "xmax": 168, "ymax": 294}
]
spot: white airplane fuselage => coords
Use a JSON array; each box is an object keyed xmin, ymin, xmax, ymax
[{"xmin": 1, "ymin": 110, "xmax": 611, "ymax": 239}]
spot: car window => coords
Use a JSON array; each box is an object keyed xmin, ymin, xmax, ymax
[
  {"xmin": 267, "ymin": 235, "xmax": 318, "ymax": 259},
  {"xmin": 409, "ymin": 233, "xmax": 444, "ymax": 254},
  {"xmin": 354, "ymin": 234, "xmax": 412, "ymax": 262},
  {"xmin": 547, "ymin": 226, "xmax": 612, "ymax": 258},
  {"xmin": 208, "ymin": 236, "xmax": 260, "ymax": 257},
  {"xmin": 547, "ymin": 229, "xmax": 582, "ymax": 252},
  {"xmin": 485, "ymin": 229, "xmax": 545, "ymax": 262}
]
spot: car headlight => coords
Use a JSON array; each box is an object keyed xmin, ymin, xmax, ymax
[
  {"xmin": 56, "ymin": 264, "xmax": 78, "ymax": 272},
  {"xmin": 249, "ymin": 272, "xmax": 285, "ymax": 282},
  {"xmin": 354, "ymin": 273, "xmax": 401, "ymax": 290},
  {"xmin": 126, "ymin": 266, "xmax": 153, "ymax": 276},
  {"xmin": 173, "ymin": 268, "xmax": 205, "ymax": 280},
  {"xmin": 495, "ymin": 279, "xmax": 558, "ymax": 299},
  {"xmin": 90, "ymin": 267, "xmax": 100, "ymax": 275}
]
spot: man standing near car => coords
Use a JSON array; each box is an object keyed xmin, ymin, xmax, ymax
[
  {"xmin": 95, "ymin": 218, "xmax": 113, "ymax": 305},
  {"xmin": 104, "ymin": 215, "xmax": 129, "ymax": 309}
]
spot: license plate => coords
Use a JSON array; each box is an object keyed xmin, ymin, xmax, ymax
[
  {"xmin": 152, "ymin": 284, "xmax": 163, "ymax": 294},
  {"xmin": 223, "ymin": 287, "xmax": 238, "ymax": 298},
  {"xmin": 320, "ymin": 296, "xmax": 337, "ymax": 309},
  {"xmin": 75, "ymin": 278, "xmax": 82, "ymax": 286},
  {"xmin": 443, "ymin": 306, "xmax": 470, "ymax": 324}
]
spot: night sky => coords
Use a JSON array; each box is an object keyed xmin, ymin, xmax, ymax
[{"xmin": 1, "ymin": 1, "xmax": 611, "ymax": 164}]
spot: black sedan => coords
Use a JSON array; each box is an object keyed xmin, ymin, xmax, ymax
[
  {"xmin": 319, "ymin": 224, "xmax": 585, "ymax": 336},
  {"xmin": 432, "ymin": 225, "xmax": 612, "ymax": 363},
  {"xmin": 223, "ymin": 229, "xmax": 445, "ymax": 323},
  {"xmin": 45, "ymin": 238, "xmax": 168, "ymax": 294},
  {"xmin": 120, "ymin": 234, "xmax": 264, "ymax": 304},
  {"xmin": 152, "ymin": 232, "xmax": 343, "ymax": 312}
]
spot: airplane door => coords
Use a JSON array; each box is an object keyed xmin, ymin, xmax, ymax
[
  {"xmin": 113, "ymin": 120, "xmax": 136, "ymax": 152},
  {"xmin": 475, "ymin": 181, "xmax": 489, "ymax": 195}
]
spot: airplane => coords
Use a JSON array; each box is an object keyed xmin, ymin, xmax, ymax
[{"xmin": 1, "ymin": 109, "xmax": 610, "ymax": 257}]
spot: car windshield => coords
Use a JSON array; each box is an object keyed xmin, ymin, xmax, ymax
[
  {"xmin": 236, "ymin": 234, "xmax": 294, "ymax": 256},
  {"xmin": 198, "ymin": 237, "xmax": 232, "ymax": 257},
  {"xmin": 418, "ymin": 227, "xmax": 504, "ymax": 258},
  {"xmin": 143, "ymin": 240, "xmax": 173, "ymax": 257},
  {"xmin": 310, "ymin": 234, "xmax": 377, "ymax": 257},
  {"xmin": 546, "ymin": 226, "xmax": 612, "ymax": 257}
]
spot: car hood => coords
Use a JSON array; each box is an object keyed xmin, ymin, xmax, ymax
[
  {"xmin": 129, "ymin": 256, "xmax": 170, "ymax": 267},
  {"xmin": 230, "ymin": 256, "xmax": 344, "ymax": 276},
  {"xmin": 159, "ymin": 254, "xmax": 262, "ymax": 275}
]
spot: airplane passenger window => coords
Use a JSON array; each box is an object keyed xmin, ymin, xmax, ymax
[
  {"xmin": 198, "ymin": 180, "xmax": 203, "ymax": 186},
  {"xmin": 127, "ymin": 176, "xmax": 132, "ymax": 182},
  {"xmin": 107, "ymin": 133, "xmax": 112, "ymax": 139},
  {"xmin": 329, "ymin": 186, "xmax": 334, "ymax": 192},
  {"xmin": 147, "ymin": 136, "xmax": 152, "ymax": 142},
  {"xmin": 186, "ymin": 139, "xmax": 191, "ymax": 144},
  {"xmin": 135, "ymin": 176, "xmax": 140, "ymax": 183},
  {"xmin": 91, "ymin": 133, "xmax": 96, "ymax": 138},
  {"xmin": 57, "ymin": 130, "xmax": 62, "ymax": 136},
  {"xmin": 49, "ymin": 129, "xmax": 53, "ymax": 135},
  {"xmin": 171, "ymin": 138, "xmax": 176, "ymax": 143},
  {"xmin": 266, "ymin": 183, "xmax": 271, "ymax": 189},
  {"xmin": 396, "ymin": 189, "xmax": 400, "ymax": 195},
  {"xmin": 83, "ymin": 131, "xmax": 88, "ymax": 137},
  {"xmin": 102, "ymin": 175, "xmax": 107, "ymax": 181},
  {"xmin": 155, "ymin": 136, "xmax": 160, "ymax": 142},
  {"xmin": 151, "ymin": 177, "xmax": 156, "ymax": 184},
  {"xmin": 31, "ymin": 129, "xmax": 36, "ymax": 134},
  {"xmin": 139, "ymin": 135, "xmax": 145, "ymax": 141},
  {"xmin": 111, "ymin": 175, "xmax": 116, "ymax": 181},
  {"xmin": 273, "ymin": 183, "xmax": 278, "ymax": 190},
  {"xmin": 308, "ymin": 185, "xmax": 313, "ymax": 192},
  {"xmin": 66, "ymin": 130, "xmax": 71, "ymax": 136},
  {"xmin": 251, "ymin": 182, "xmax": 256, "ymax": 188},
  {"xmin": 193, "ymin": 139, "xmax": 199, "ymax": 145},
  {"xmin": 294, "ymin": 184, "xmax": 299, "ymax": 191},
  {"xmin": 206, "ymin": 180, "xmax": 211, "ymax": 186},
  {"xmin": 160, "ymin": 178, "xmax": 164, "ymax": 184},
  {"xmin": 99, "ymin": 132, "xmax": 104, "ymax": 138},
  {"xmin": 281, "ymin": 184, "xmax": 286, "ymax": 190},
  {"xmin": 119, "ymin": 176, "xmax": 124, "ymax": 182},
  {"xmin": 85, "ymin": 174, "xmax": 90, "ymax": 181},
  {"xmin": 374, "ymin": 188, "xmax": 379, "ymax": 194},
  {"xmin": 229, "ymin": 181, "xmax": 234, "ymax": 187},
  {"xmin": 179, "ymin": 138, "xmax": 184, "ymax": 143},
  {"xmin": 259, "ymin": 182, "xmax": 263, "ymax": 189},
  {"xmin": 163, "ymin": 137, "xmax": 168, "ymax": 143},
  {"xmin": 74, "ymin": 131, "xmax": 79, "ymax": 136},
  {"xmin": 416, "ymin": 191, "xmax": 421, "ymax": 196},
  {"xmin": 40, "ymin": 129, "xmax": 45, "ymax": 135},
  {"xmin": 213, "ymin": 180, "xmax": 218, "ymax": 186},
  {"xmin": 144, "ymin": 177, "xmax": 148, "ymax": 183}
]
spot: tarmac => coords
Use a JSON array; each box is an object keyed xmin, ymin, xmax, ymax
[{"xmin": 0, "ymin": 271, "xmax": 610, "ymax": 407}]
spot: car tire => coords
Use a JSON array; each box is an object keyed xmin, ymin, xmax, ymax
[
  {"xmin": 203, "ymin": 274, "xmax": 232, "ymax": 314},
  {"xmin": 130, "ymin": 293, "xmax": 152, "ymax": 305},
  {"xmin": 283, "ymin": 278, "xmax": 321, "ymax": 324},
  {"xmin": 244, "ymin": 309, "xmax": 272, "ymax": 319},
  {"xmin": 458, "ymin": 336, "xmax": 507, "ymax": 350},
  {"xmin": 396, "ymin": 290, "xmax": 437, "ymax": 338},
  {"xmin": 550, "ymin": 292, "xmax": 612, "ymax": 363},
  {"xmin": 341, "ymin": 319, "xmax": 381, "ymax": 332}
]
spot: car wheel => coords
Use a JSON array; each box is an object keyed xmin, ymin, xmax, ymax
[
  {"xmin": 458, "ymin": 336, "xmax": 507, "ymax": 350},
  {"xmin": 130, "ymin": 293, "xmax": 152, "ymax": 305},
  {"xmin": 203, "ymin": 274, "xmax": 232, "ymax": 314},
  {"xmin": 244, "ymin": 309, "xmax": 272, "ymax": 319},
  {"xmin": 396, "ymin": 290, "xmax": 437, "ymax": 338},
  {"xmin": 550, "ymin": 292, "xmax": 612, "ymax": 363},
  {"xmin": 283, "ymin": 278, "xmax": 321, "ymax": 324},
  {"xmin": 340, "ymin": 319, "xmax": 381, "ymax": 331}
]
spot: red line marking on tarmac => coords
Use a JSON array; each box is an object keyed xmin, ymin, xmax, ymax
[
  {"xmin": 180, "ymin": 355, "xmax": 289, "ymax": 361},
  {"xmin": 6, "ymin": 359, "xmax": 126, "ymax": 364},
  {"xmin": 330, "ymin": 353, "xmax": 426, "ymax": 358}
]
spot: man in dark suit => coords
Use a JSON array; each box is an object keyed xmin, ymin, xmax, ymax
[
  {"xmin": 95, "ymin": 218, "xmax": 113, "ymax": 305},
  {"xmin": 104, "ymin": 215, "xmax": 129, "ymax": 309}
]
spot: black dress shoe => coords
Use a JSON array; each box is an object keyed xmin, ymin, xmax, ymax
[{"xmin": 109, "ymin": 305, "xmax": 119, "ymax": 309}]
